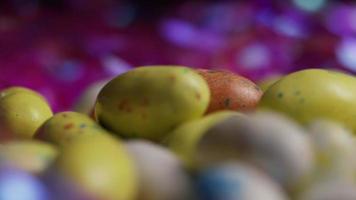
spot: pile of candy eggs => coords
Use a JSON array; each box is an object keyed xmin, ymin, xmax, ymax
[{"xmin": 1, "ymin": 65, "xmax": 356, "ymax": 200}]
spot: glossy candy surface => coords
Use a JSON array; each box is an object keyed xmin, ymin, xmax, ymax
[
  {"xmin": 53, "ymin": 134, "xmax": 138, "ymax": 200},
  {"xmin": 95, "ymin": 66, "xmax": 210, "ymax": 141},
  {"xmin": 260, "ymin": 69, "xmax": 356, "ymax": 133},
  {"xmin": 35, "ymin": 112, "xmax": 105, "ymax": 147},
  {"xmin": 197, "ymin": 69, "xmax": 262, "ymax": 113},
  {"xmin": 0, "ymin": 87, "xmax": 53, "ymax": 140}
]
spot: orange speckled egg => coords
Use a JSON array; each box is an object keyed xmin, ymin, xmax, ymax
[{"xmin": 196, "ymin": 69, "xmax": 262, "ymax": 114}]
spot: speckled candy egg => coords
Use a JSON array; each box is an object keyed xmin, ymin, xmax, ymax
[
  {"xmin": 35, "ymin": 111, "xmax": 106, "ymax": 147},
  {"xmin": 196, "ymin": 162, "xmax": 289, "ymax": 200},
  {"xmin": 0, "ymin": 140, "xmax": 58, "ymax": 174},
  {"xmin": 0, "ymin": 87, "xmax": 53, "ymax": 140},
  {"xmin": 52, "ymin": 134, "xmax": 138, "ymax": 200},
  {"xmin": 165, "ymin": 111, "xmax": 243, "ymax": 168},
  {"xmin": 125, "ymin": 140, "xmax": 195, "ymax": 200},
  {"xmin": 193, "ymin": 111, "xmax": 315, "ymax": 189},
  {"xmin": 260, "ymin": 69, "xmax": 356, "ymax": 133},
  {"xmin": 95, "ymin": 66, "xmax": 210, "ymax": 141},
  {"xmin": 196, "ymin": 69, "xmax": 262, "ymax": 113}
]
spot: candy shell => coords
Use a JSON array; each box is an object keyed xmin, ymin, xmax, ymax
[
  {"xmin": 197, "ymin": 69, "xmax": 262, "ymax": 113},
  {"xmin": 95, "ymin": 66, "xmax": 210, "ymax": 141},
  {"xmin": 0, "ymin": 87, "xmax": 53, "ymax": 140},
  {"xmin": 194, "ymin": 111, "xmax": 315, "ymax": 188},
  {"xmin": 196, "ymin": 162, "xmax": 288, "ymax": 200},
  {"xmin": 35, "ymin": 111, "xmax": 106, "ymax": 147},
  {"xmin": 260, "ymin": 69, "xmax": 356, "ymax": 133},
  {"xmin": 53, "ymin": 134, "xmax": 138, "ymax": 200},
  {"xmin": 125, "ymin": 140, "xmax": 195, "ymax": 200}
]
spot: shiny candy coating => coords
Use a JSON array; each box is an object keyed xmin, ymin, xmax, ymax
[
  {"xmin": 95, "ymin": 66, "xmax": 210, "ymax": 141},
  {"xmin": 35, "ymin": 112, "xmax": 105, "ymax": 147},
  {"xmin": 196, "ymin": 69, "xmax": 262, "ymax": 114},
  {"xmin": 53, "ymin": 134, "xmax": 138, "ymax": 200},
  {"xmin": 0, "ymin": 87, "xmax": 53, "ymax": 140},
  {"xmin": 260, "ymin": 69, "xmax": 356, "ymax": 133}
]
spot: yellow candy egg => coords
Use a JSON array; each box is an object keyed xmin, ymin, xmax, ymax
[
  {"xmin": 53, "ymin": 134, "xmax": 138, "ymax": 200},
  {"xmin": 95, "ymin": 66, "xmax": 210, "ymax": 141},
  {"xmin": 260, "ymin": 69, "xmax": 356, "ymax": 133},
  {"xmin": 0, "ymin": 87, "xmax": 53, "ymax": 140},
  {"xmin": 35, "ymin": 111, "xmax": 105, "ymax": 147}
]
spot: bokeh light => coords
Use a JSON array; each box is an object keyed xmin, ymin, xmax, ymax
[
  {"xmin": 0, "ymin": 168, "xmax": 48, "ymax": 200},
  {"xmin": 336, "ymin": 37, "xmax": 356, "ymax": 72}
]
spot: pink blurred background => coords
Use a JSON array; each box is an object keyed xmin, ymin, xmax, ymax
[{"xmin": 0, "ymin": 0, "xmax": 355, "ymax": 111}]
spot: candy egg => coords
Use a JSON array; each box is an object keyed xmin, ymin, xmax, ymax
[
  {"xmin": 0, "ymin": 167, "xmax": 49, "ymax": 200},
  {"xmin": 52, "ymin": 134, "xmax": 138, "ymax": 200},
  {"xmin": 260, "ymin": 69, "xmax": 356, "ymax": 133},
  {"xmin": 0, "ymin": 87, "xmax": 53, "ymax": 140},
  {"xmin": 196, "ymin": 162, "xmax": 289, "ymax": 200},
  {"xmin": 0, "ymin": 140, "xmax": 58, "ymax": 174},
  {"xmin": 193, "ymin": 111, "xmax": 314, "ymax": 188},
  {"xmin": 0, "ymin": 87, "xmax": 46, "ymax": 100},
  {"xmin": 35, "ymin": 111, "xmax": 105, "ymax": 147},
  {"xmin": 95, "ymin": 66, "xmax": 210, "ymax": 141},
  {"xmin": 73, "ymin": 79, "xmax": 110, "ymax": 115},
  {"xmin": 164, "ymin": 111, "xmax": 242, "ymax": 167},
  {"xmin": 196, "ymin": 69, "xmax": 262, "ymax": 113},
  {"xmin": 125, "ymin": 140, "xmax": 195, "ymax": 200},
  {"xmin": 307, "ymin": 120, "xmax": 356, "ymax": 182}
]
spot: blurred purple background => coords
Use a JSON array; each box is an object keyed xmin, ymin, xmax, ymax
[{"xmin": 0, "ymin": 0, "xmax": 355, "ymax": 111}]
